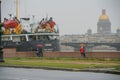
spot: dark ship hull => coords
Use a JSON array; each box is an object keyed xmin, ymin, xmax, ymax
[
  {"xmin": 2, "ymin": 33, "xmax": 60, "ymax": 52},
  {"xmin": 2, "ymin": 40, "xmax": 60, "ymax": 52}
]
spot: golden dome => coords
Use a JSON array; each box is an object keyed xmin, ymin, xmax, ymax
[
  {"xmin": 99, "ymin": 15, "xmax": 109, "ymax": 20},
  {"xmin": 99, "ymin": 9, "xmax": 109, "ymax": 20}
]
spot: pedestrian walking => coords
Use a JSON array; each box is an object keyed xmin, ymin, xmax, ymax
[
  {"xmin": 80, "ymin": 46, "xmax": 86, "ymax": 58},
  {"xmin": 36, "ymin": 47, "xmax": 43, "ymax": 57},
  {"xmin": 83, "ymin": 46, "xmax": 86, "ymax": 58},
  {"xmin": 36, "ymin": 44, "xmax": 43, "ymax": 57}
]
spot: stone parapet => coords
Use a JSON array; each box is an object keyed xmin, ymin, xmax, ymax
[{"xmin": 3, "ymin": 48, "xmax": 120, "ymax": 59}]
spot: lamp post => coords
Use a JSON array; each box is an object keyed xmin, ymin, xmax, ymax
[{"xmin": 0, "ymin": 0, "xmax": 4, "ymax": 62}]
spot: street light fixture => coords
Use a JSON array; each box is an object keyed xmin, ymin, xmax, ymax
[{"xmin": 0, "ymin": 0, "xmax": 4, "ymax": 62}]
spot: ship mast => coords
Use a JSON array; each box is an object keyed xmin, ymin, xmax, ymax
[{"xmin": 16, "ymin": 0, "xmax": 18, "ymax": 19}]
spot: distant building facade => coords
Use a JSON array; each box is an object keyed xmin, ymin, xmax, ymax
[
  {"xmin": 60, "ymin": 9, "xmax": 120, "ymax": 51},
  {"xmin": 97, "ymin": 9, "xmax": 111, "ymax": 34}
]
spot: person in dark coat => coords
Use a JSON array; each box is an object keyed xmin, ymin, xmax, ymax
[
  {"xmin": 83, "ymin": 46, "xmax": 86, "ymax": 58},
  {"xmin": 36, "ymin": 47, "xmax": 43, "ymax": 57}
]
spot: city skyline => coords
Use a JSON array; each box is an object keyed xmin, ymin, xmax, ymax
[{"xmin": 1, "ymin": 0, "xmax": 120, "ymax": 35}]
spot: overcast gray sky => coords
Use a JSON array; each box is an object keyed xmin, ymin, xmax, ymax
[{"xmin": 1, "ymin": 0, "xmax": 120, "ymax": 35}]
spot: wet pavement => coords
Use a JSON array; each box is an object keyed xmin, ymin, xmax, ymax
[{"xmin": 0, "ymin": 67, "xmax": 120, "ymax": 80}]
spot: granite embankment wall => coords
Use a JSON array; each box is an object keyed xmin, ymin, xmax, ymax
[{"xmin": 3, "ymin": 48, "xmax": 120, "ymax": 59}]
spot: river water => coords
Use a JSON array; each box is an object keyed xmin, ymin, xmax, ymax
[{"xmin": 0, "ymin": 67, "xmax": 119, "ymax": 80}]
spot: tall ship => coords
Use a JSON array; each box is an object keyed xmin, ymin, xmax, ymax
[{"xmin": 0, "ymin": 16, "xmax": 60, "ymax": 52}]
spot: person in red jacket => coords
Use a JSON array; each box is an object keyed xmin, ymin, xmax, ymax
[
  {"xmin": 48, "ymin": 17, "xmax": 56, "ymax": 32},
  {"xmin": 80, "ymin": 46, "xmax": 85, "ymax": 58}
]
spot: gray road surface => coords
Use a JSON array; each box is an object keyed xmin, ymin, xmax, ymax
[{"xmin": 0, "ymin": 67, "xmax": 120, "ymax": 80}]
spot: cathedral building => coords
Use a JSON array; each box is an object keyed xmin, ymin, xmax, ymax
[{"xmin": 97, "ymin": 9, "xmax": 111, "ymax": 34}]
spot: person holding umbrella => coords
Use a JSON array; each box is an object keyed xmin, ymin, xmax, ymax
[
  {"xmin": 36, "ymin": 44, "xmax": 43, "ymax": 57},
  {"xmin": 80, "ymin": 44, "xmax": 86, "ymax": 58}
]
